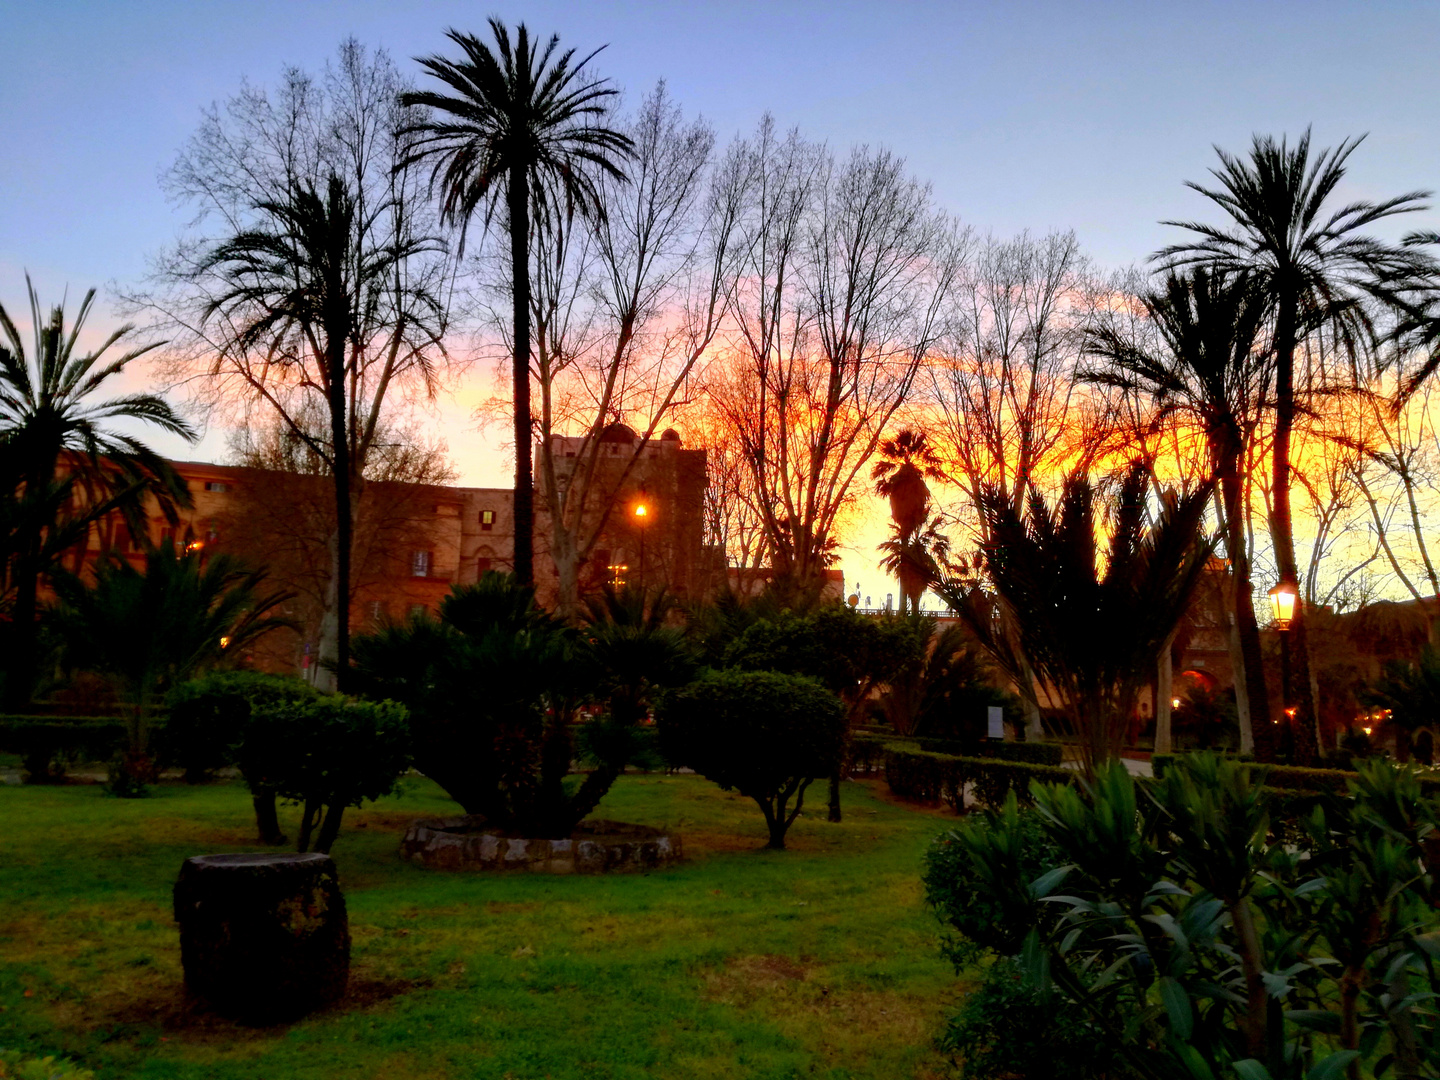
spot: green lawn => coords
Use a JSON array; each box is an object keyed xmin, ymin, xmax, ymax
[{"xmin": 0, "ymin": 774, "xmax": 966, "ymax": 1079}]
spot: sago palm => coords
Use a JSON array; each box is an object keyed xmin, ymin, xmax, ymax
[
  {"xmin": 51, "ymin": 538, "xmax": 291, "ymax": 762},
  {"xmin": 400, "ymin": 21, "xmax": 633, "ymax": 585},
  {"xmin": 935, "ymin": 464, "xmax": 1214, "ymax": 776},
  {"xmin": 0, "ymin": 275, "xmax": 195, "ymax": 705}
]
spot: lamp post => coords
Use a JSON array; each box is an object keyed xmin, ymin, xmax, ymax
[
  {"xmin": 633, "ymin": 496, "xmax": 649, "ymax": 589},
  {"xmin": 1268, "ymin": 580, "xmax": 1299, "ymax": 750}
]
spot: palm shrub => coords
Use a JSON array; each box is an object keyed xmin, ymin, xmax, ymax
[
  {"xmin": 351, "ymin": 573, "xmax": 682, "ymax": 838},
  {"xmin": 50, "ymin": 539, "xmax": 290, "ymax": 789},
  {"xmin": 935, "ymin": 463, "xmax": 1213, "ymax": 776},
  {"xmin": 924, "ymin": 754, "xmax": 1440, "ymax": 1080},
  {"xmin": 658, "ymin": 669, "xmax": 846, "ymax": 850}
]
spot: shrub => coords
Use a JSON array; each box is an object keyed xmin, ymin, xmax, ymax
[
  {"xmin": 658, "ymin": 669, "xmax": 846, "ymax": 850},
  {"xmin": 938, "ymin": 958, "xmax": 1130, "ymax": 1080},
  {"xmin": 924, "ymin": 754, "xmax": 1440, "ymax": 1079},
  {"xmin": 883, "ymin": 746, "xmax": 1071, "ymax": 812},
  {"xmin": 259, "ymin": 695, "xmax": 411, "ymax": 853},
  {"xmin": 914, "ymin": 737, "xmax": 1064, "ymax": 767},
  {"xmin": 0, "ymin": 718, "xmax": 126, "ymax": 783},
  {"xmin": 351, "ymin": 575, "xmax": 686, "ymax": 838},
  {"xmin": 166, "ymin": 672, "xmax": 321, "ymax": 843}
]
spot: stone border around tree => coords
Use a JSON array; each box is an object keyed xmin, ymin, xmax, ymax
[{"xmin": 400, "ymin": 816, "xmax": 682, "ymax": 873}]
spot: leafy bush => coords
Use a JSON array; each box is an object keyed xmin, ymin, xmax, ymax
[
  {"xmin": 938, "ymin": 958, "xmax": 1132, "ymax": 1080},
  {"xmin": 259, "ymin": 695, "xmax": 411, "ymax": 853},
  {"xmin": 658, "ymin": 669, "xmax": 846, "ymax": 849},
  {"xmin": 0, "ymin": 718, "xmax": 126, "ymax": 783},
  {"xmin": 0, "ymin": 1048, "xmax": 95, "ymax": 1079},
  {"xmin": 925, "ymin": 753, "xmax": 1440, "ymax": 1079},
  {"xmin": 165, "ymin": 672, "xmax": 321, "ymax": 843}
]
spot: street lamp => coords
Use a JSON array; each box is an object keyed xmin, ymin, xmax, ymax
[
  {"xmin": 1268, "ymin": 580, "xmax": 1300, "ymax": 746},
  {"xmin": 633, "ymin": 497, "xmax": 649, "ymax": 587},
  {"xmin": 1267, "ymin": 580, "xmax": 1299, "ymax": 631}
]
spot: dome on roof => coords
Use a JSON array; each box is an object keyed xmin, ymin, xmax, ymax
[
  {"xmin": 660, "ymin": 428, "xmax": 681, "ymax": 442},
  {"xmin": 599, "ymin": 421, "xmax": 639, "ymax": 443}
]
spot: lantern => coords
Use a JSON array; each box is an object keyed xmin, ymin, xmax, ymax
[{"xmin": 1267, "ymin": 580, "xmax": 1299, "ymax": 631}]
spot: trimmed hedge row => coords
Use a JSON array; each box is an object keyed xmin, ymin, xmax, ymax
[
  {"xmin": 1153, "ymin": 752, "xmax": 1440, "ymax": 798},
  {"xmin": 913, "ymin": 737, "xmax": 1064, "ymax": 767},
  {"xmin": 883, "ymin": 745, "xmax": 1072, "ymax": 812},
  {"xmin": 847, "ymin": 731, "xmax": 890, "ymax": 776},
  {"xmin": 0, "ymin": 717, "xmax": 129, "ymax": 782}
]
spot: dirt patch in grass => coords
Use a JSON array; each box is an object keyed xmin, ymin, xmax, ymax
[{"xmin": 85, "ymin": 968, "xmax": 430, "ymax": 1044}]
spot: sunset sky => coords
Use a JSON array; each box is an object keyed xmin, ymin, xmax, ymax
[{"xmin": 4, "ymin": 0, "xmax": 1439, "ymax": 601}]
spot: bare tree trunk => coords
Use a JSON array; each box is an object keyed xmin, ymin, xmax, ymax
[
  {"xmin": 509, "ymin": 167, "xmax": 535, "ymax": 587},
  {"xmin": 314, "ymin": 528, "xmax": 341, "ymax": 692},
  {"xmin": 1221, "ymin": 469, "xmax": 1273, "ymax": 760},
  {"xmin": 1155, "ymin": 631, "xmax": 1175, "ymax": 755}
]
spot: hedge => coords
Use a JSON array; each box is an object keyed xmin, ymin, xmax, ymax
[
  {"xmin": 913, "ymin": 737, "xmax": 1064, "ymax": 767},
  {"xmin": 1153, "ymin": 752, "xmax": 1440, "ymax": 798},
  {"xmin": 0, "ymin": 717, "xmax": 129, "ymax": 782},
  {"xmin": 846, "ymin": 731, "xmax": 891, "ymax": 776},
  {"xmin": 883, "ymin": 745, "xmax": 1072, "ymax": 812}
]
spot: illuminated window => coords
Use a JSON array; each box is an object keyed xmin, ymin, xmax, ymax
[
  {"xmin": 480, "ymin": 509, "xmax": 495, "ymax": 531},
  {"xmin": 204, "ymin": 481, "xmax": 230, "ymax": 493},
  {"xmin": 411, "ymin": 550, "xmax": 431, "ymax": 577},
  {"xmin": 408, "ymin": 603, "xmax": 427, "ymax": 617}
]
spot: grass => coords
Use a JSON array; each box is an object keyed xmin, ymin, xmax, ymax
[{"xmin": 0, "ymin": 773, "xmax": 968, "ymax": 1079}]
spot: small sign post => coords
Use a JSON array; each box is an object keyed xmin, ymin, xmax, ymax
[{"xmin": 986, "ymin": 705, "xmax": 1004, "ymax": 740}]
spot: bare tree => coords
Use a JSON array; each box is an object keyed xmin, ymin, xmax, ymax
[
  {"xmin": 707, "ymin": 119, "xmax": 963, "ymax": 590},
  {"xmin": 127, "ymin": 41, "xmax": 454, "ymax": 688},
  {"xmin": 516, "ymin": 85, "xmax": 739, "ymax": 612}
]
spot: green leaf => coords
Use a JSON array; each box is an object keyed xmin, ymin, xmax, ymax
[
  {"xmin": 1232, "ymin": 1060, "xmax": 1273, "ymax": 1080},
  {"xmin": 1307, "ymin": 1052, "xmax": 1360, "ymax": 1080},
  {"xmin": 1284, "ymin": 1009, "xmax": 1340, "ymax": 1034},
  {"xmin": 1159, "ymin": 976, "xmax": 1193, "ymax": 1039},
  {"xmin": 1029, "ymin": 864, "xmax": 1072, "ymax": 898}
]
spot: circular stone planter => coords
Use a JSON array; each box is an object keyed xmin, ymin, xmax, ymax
[{"xmin": 400, "ymin": 816, "xmax": 681, "ymax": 873}]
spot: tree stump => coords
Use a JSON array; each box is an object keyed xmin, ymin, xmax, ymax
[{"xmin": 173, "ymin": 852, "xmax": 349, "ymax": 1023}]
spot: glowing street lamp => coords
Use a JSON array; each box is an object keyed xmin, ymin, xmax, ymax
[
  {"xmin": 633, "ymin": 497, "xmax": 650, "ymax": 586},
  {"xmin": 1267, "ymin": 580, "xmax": 1299, "ymax": 631}
]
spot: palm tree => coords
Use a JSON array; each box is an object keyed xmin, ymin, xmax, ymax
[
  {"xmin": 872, "ymin": 429, "xmax": 947, "ymax": 614},
  {"xmin": 872, "ymin": 429, "xmax": 945, "ymax": 535},
  {"xmin": 51, "ymin": 539, "xmax": 291, "ymax": 776},
  {"xmin": 199, "ymin": 175, "xmax": 439, "ymax": 690},
  {"xmin": 935, "ymin": 464, "xmax": 1214, "ymax": 776},
  {"xmin": 1157, "ymin": 130, "xmax": 1437, "ymax": 756},
  {"xmin": 400, "ymin": 21, "xmax": 633, "ymax": 587},
  {"xmin": 0, "ymin": 276, "xmax": 195, "ymax": 706},
  {"xmin": 877, "ymin": 512, "xmax": 951, "ymax": 615},
  {"xmin": 1085, "ymin": 269, "xmax": 1276, "ymax": 759}
]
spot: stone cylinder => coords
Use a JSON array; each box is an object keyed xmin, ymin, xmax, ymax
[{"xmin": 173, "ymin": 852, "xmax": 349, "ymax": 1023}]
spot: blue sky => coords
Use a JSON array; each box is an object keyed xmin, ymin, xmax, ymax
[{"xmin": 4, "ymin": 0, "xmax": 1438, "ymax": 595}]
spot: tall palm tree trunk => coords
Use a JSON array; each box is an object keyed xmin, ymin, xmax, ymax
[
  {"xmin": 1220, "ymin": 465, "xmax": 1274, "ymax": 761},
  {"xmin": 509, "ymin": 164, "xmax": 535, "ymax": 587},
  {"xmin": 327, "ymin": 338, "xmax": 353, "ymax": 692},
  {"xmin": 1271, "ymin": 301, "xmax": 1319, "ymax": 761}
]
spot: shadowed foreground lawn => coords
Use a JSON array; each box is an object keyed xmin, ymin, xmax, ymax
[{"xmin": 0, "ymin": 774, "xmax": 964, "ymax": 1079}]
